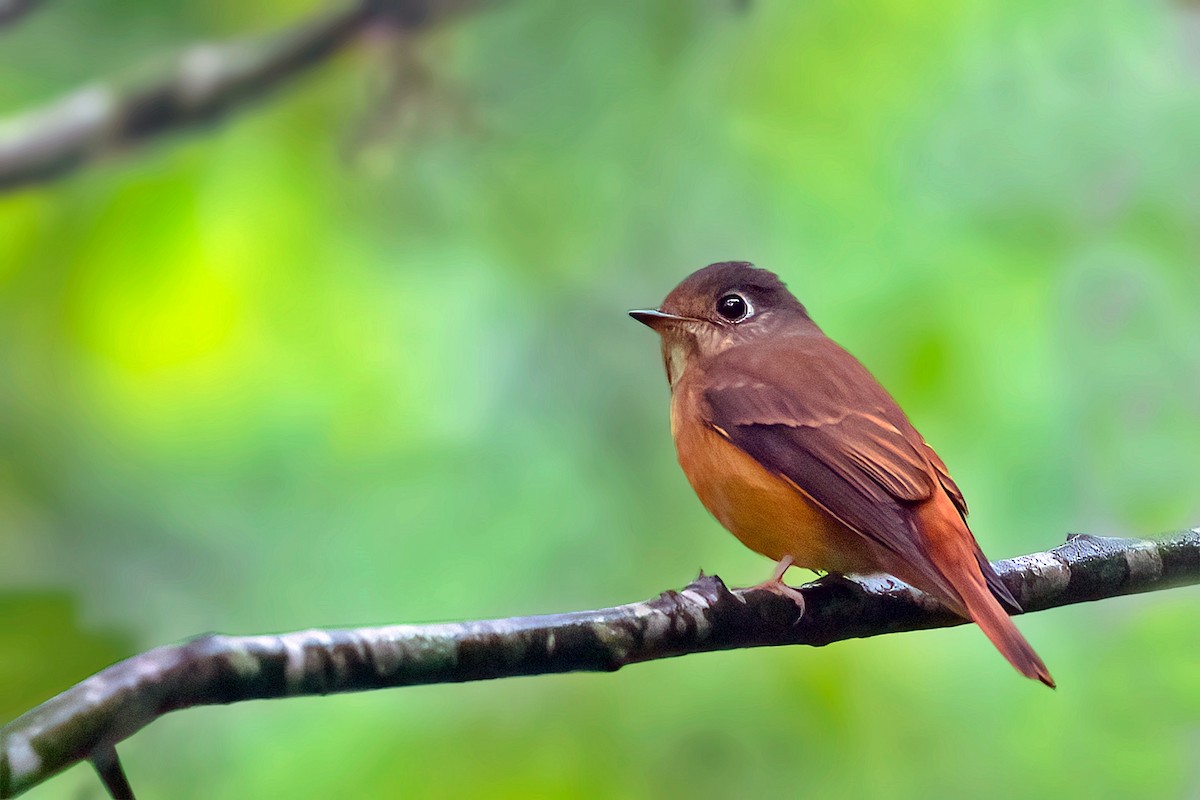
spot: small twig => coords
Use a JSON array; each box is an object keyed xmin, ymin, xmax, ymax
[
  {"xmin": 1, "ymin": 530, "xmax": 1197, "ymax": 798},
  {"xmin": 88, "ymin": 746, "xmax": 135, "ymax": 800}
]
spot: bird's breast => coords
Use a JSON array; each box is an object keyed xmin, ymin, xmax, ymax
[{"xmin": 669, "ymin": 385, "xmax": 874, "ymax": 575}]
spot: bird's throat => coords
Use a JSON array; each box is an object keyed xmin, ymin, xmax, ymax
[{"xmin": 665, "ymin": 341, "xmax": 690, "ymax": 390}]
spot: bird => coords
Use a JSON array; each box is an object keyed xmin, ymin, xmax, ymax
[{"xmin": 629, "ymin": 261, "xmax": 1054, "ymax": 687}]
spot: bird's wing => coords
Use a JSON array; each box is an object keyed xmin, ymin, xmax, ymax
[
  {"xmin": 923, "ymin": 443, "xmax": 968, "ymax": 519},
  {"xmin": 916, "ymin": 405, "xmax": 1020, "ymax": 609},
  {"xmin": 702, "ymin": 336, "xmax": 964, "ymax": 603}
]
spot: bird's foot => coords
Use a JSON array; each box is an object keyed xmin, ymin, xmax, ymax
[{"xmin": 746, "ymin": 556, "xmax": 806, "ymax": 616}]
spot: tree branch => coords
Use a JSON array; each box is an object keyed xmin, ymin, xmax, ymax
[
  {"xmin": 0, "ymin": 0, "xmax": 476, "ymax": 192},
  {"xmin": 2, "ymin": 530, "xmax": 1197, "ymax": 798}
]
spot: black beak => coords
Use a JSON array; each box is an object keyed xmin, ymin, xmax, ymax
[{"xmin": 628, "ymin": 309, "xmax": 687, "ymax": 330}]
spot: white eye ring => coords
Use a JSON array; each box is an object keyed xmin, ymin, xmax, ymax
[{"xmin": 716, "ymin": 293, "xmax": 752, "ymax": 322}]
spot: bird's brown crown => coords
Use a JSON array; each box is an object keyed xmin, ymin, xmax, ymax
[{"xmin": 658, "ymin": 261, "xmax": 809, "ymax": 325}]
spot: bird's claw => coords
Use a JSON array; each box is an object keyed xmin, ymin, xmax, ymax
[{"xmin": 748, "ymin": 576, "xmax": 807, "ymax": 620}]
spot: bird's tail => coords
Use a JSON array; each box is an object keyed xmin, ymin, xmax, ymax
[
  {"xmin": 956, "ymin": 566, "xmax": 1055, "ymax": 688},
  {"xmin": 915, "ymin": 495, "xmax": 1055, "ymax": 688}
]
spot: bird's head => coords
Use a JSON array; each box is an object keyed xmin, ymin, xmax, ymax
[{"xmin": 630, "ymin": 261, "xmax": 813, "ymax": 387}]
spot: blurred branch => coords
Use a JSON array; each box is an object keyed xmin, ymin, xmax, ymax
[
  {"xmin": 0, "ymin": 0, "xmax": 42, "ymax": 31},
  {"xmin": 0, "ymin": 0, "xmax": 478, "ymax": 192},
  {"xmin": 2, "ymin": 530, "xmax": 1198, "ymax": 799}
]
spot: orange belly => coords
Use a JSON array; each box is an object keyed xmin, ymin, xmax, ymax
[{"xmin": 672, "ymin": 405, "xmax": 878, "ymax": 576}]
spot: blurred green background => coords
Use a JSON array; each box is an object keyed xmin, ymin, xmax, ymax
[{"xmin": 3, "ymin": 0, "xmax": 1200, "ymax": 797}]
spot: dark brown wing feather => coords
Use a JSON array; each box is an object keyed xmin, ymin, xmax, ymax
[
  {"xmin": 702, "ymin": 335, "xmax": 989, "ymax": 607},
  {"xmin": 923, "ymin": 443, "xmax": 967, "ymax": 518},
  {"xmin": 922, "ymin": 432, "xmax": 1020, "ymax": 611}
]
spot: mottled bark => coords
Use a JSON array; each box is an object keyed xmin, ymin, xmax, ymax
[
  {"xmin": 2, "ymin": 530, "xmax": 1197, "ymax": 799},
  {"xmin": 0, "ymin": 0, "xmax": 479, "ymax": 191}
]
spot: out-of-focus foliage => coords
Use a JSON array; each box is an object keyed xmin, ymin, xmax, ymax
[{"xmin": 2, "ymin": 0, "xmax": 1199, "ymax": 797}]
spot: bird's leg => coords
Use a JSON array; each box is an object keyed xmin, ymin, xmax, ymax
[{"xmin": 748, "ymin": 555, "xmax": 806, "ymax": 613}]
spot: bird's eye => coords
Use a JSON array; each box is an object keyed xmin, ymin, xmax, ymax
[{"xmin": 716, "ymin": 293, "xmax": 751, "ymax": 322}]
